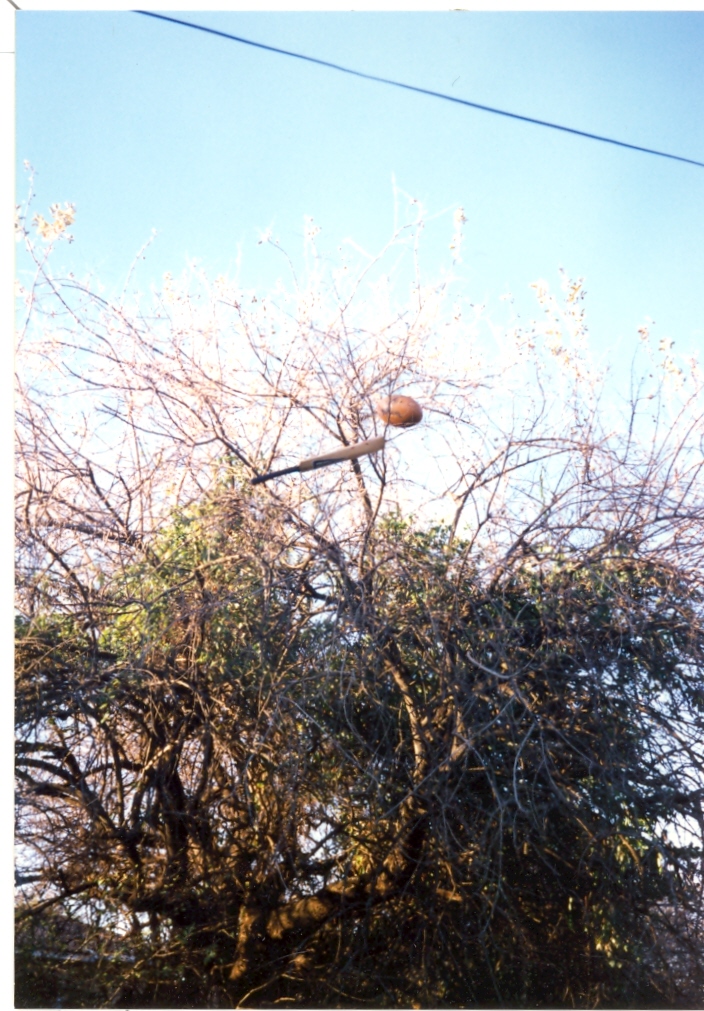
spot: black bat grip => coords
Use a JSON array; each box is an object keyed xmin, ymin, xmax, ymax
[{"xmin": 250, "ymin": 464, "xmax": 301, "ymax": 486}]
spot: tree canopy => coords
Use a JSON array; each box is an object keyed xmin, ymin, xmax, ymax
[{"xmin": 15, "ymin": 191, "xmax": 704, "ymax": 1008}]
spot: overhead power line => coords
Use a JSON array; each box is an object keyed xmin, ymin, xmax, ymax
[{"xmin": 135, "ymin": 10, "xmax": 704, "ymax": 171}]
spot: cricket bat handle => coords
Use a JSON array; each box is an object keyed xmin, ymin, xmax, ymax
[
  {"xmin": 251, "ymin": 436, "xmax": 386, "ymax": 485},
  {"xmin": 250, "ymin": 464, "xmax": 301, "ymax": 486}
]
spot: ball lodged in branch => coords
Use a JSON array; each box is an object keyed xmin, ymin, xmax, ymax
[{"xmin": 375, "ymin": 394, "xmax": 423, "ymax": 428}]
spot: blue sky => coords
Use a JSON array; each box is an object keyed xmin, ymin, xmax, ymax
[{"xmin": 14, "ymin": 10, "xmax": 704, "ymax": 367}]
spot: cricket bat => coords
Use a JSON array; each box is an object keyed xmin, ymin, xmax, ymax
[{"xmin": 251, "ymin": 436, "xmax": 385, "ymax": 485}]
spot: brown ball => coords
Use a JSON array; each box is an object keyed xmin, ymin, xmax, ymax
[{"xmin": 375, "ymin": 394, "xmax": 423, "ymax": 428}]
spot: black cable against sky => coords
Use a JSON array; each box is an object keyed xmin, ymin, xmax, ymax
[{"xmin": 135, "ymin": 10, "xmax": 704, "ymax": 171}]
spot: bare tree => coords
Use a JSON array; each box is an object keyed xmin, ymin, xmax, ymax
[{"xmin": 15, "ymin": 185, "xmax": 704, "ymax": 1008}]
